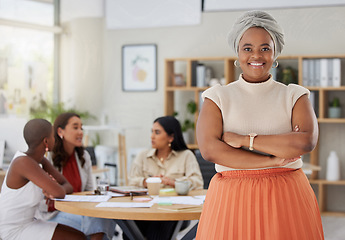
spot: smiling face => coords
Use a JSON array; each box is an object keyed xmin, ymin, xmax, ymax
[
  {"xmin": 151, "ymin": 122, "xmax": 173, "ymax": 150},
  {"xmin": 59, "ymin": 116, "xmax": 83, "ymax": 149},
  {"xmin": 238, "ymin": 27, "xmax": 275, "ymax": 83}
]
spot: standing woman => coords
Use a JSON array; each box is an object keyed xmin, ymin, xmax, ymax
[
  {"xmin": 196, "ymin": 11, "xmax": 323, "ymax": 240},
  {"xmin": 38, "ymin": 112, "xmax": 115, "ymax": 240}
]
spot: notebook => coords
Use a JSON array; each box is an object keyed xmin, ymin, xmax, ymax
[{"xmin": 109, "ymin": 186, "xmax": 148, "ymax": 196}]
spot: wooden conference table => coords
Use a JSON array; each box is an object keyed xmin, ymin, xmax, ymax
[{"xmin": 55, "ymin": 189, "xmax": 207, "ymax": 240}]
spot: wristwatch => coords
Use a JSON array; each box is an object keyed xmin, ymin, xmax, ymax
[{"xmin": 248, "ymin": 133, "xmax": 258, "ymax": 151}]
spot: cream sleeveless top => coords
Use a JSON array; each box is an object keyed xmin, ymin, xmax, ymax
[{"xmin": 202, "ymin": 75, "xmax": 309, "ymax": 172}]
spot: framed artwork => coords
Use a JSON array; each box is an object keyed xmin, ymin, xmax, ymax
[{"xmin": 122, "ymin": 44, "xmax": 157, "ymax": 91}]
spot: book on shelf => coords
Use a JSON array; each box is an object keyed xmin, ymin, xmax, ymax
[
  {"xmin": 314, "ymin": 59, "xmax": 321, "ymax": 87},
  {"xmin": 302, "ymin": 59, "xmax": 309, "ymax": 86},
  {"xmin": 333, "ymin": 58, "xmax": 341, "ymax": 87},
  {"xmin": 327, "ymin": 58, "xmax": 333, "ymax": 86},
  {"xmin": 191, "ymin": 61, "xmax": 198, "ymax": 87},
  {"xmin": 196, "ymin": 64, "xmax": 206, "ymax": 87},
  {"xmin": 309, "ymin": 59, "xmax": 315, "ymax": 86},
  {"xmin": 304, "ymin": 58, "xmax": 342, "ymax": 87},
  {"xmin": 320, "ymin": 58, "xmax": 328, "ymax": 87}
]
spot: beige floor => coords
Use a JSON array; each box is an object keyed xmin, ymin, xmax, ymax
[
  {"xmin": 113, "ymin": 217, "xmax": 345, "ymax": 240},
  {"xmin": 322, "ymin": 216, "xmax": 345, "ymax": 240}
]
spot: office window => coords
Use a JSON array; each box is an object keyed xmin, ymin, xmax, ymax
[
  {"xmin": 0, "ymin": 0, "xmax": 54, "ymax": 26},
  {"xmin": 0, "ymin": 0, "xmax": 58, "ymax": 117}
]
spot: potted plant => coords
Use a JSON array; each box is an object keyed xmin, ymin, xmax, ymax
[
  {"xmin": 174, "ymin": 100, "xmax": 197, "ymax": 144},
  {"xmin": 328, "ymin": 97, "xmax": 341, "ymax": 118}
]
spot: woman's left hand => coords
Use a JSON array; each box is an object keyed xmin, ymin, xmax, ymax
[{"xmin": 222, "ymin": 132, "xmax": 244, "ymax": 148}]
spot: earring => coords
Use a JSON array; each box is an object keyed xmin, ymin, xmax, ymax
[
  {"xmin": 272, "ymin": 60, "xmax": 279, "ymax": 68},
  {"xmin": 168, "ymin": 142, "xmax": 171, "ymax": 148},
  {"xmin": 234, "ymin": 60, "xmax": 240, "ymax": 68},
  {"xmin": 45, "ymin": 145, "xmax": 49, "ymax": 152},
  {"xmin": 59, "ymin": 135, "xmax": 63, "ymax": 139}
]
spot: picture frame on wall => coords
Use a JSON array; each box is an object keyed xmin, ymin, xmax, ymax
[{"xmin": 122, "ymin": 44, "xmax": 157, "ymax": 91}]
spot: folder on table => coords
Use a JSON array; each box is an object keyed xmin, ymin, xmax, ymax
[{"xmin": 109, "ymin": 186, "xmax": 148, "ymax": 196}]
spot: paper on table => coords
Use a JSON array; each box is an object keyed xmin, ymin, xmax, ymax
[
  {"xmin": 157, "ymin": 204, "xmax": 203, "ymax": 211},
  {"xmin": 150, "ymin": 196, "xmax": 205, "ymax": 205},
  {"xmin": 55, "ymin": 195, "xmax": 111, "ymax": 202},
  {"xmin": 107, "ymin": 192, "xmax": 126, "ymax": 197},
  {"xmin": 96, "ymin": 202, "xmax": 154, "ymax": 208}
]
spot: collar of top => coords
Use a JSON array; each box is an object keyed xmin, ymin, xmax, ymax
[
  {"xmin": 146, "ymin": 148, "xmax": 177, "ymax": 161},
  {"xmin": 238, "ymin": 74, "xmax": 275, "ymax": 94}
]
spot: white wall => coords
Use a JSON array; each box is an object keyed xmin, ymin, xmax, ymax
[{"xmin": 60, "ymin": 18, "xmax": 104, "ymax": 121}]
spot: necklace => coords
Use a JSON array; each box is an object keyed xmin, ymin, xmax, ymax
[{"xmin": 157, "ymin": 150, "xmax": 171, "ymax": 163}]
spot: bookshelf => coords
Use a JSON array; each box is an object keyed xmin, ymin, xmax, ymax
[{"xmin": 164, "ymin": 54, "xmax": 345, "ymax": 215}]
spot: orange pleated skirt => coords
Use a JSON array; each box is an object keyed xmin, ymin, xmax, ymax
[{"xmin": 196, "ymin": 168, "xmax": 324, "ymax": 240}]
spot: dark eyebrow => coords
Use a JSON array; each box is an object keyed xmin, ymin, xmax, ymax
[
  {"xmin": 241, "ymin": 43, "xmax": 272, "ymax": 47},
  {"xmin": 242, "ymin": 43, "xmax": 252, "ymax": 47},
  {"xmin": 261, "ymin": 43, "xmax": 271, "ymax": 47}
]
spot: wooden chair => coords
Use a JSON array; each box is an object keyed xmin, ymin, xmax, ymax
[{"xmin": 83, "ymin": 125, "xmax": 128, "ymax": 186}]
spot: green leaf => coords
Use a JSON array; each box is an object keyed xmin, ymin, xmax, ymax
[
  {"xmin": 330, "ymin": 97, "xmax": 341, "ymax": 107},
  {"xmin": 187, "ymin": 101, "xmax": 197, "ymax": 114},
  {"xmin": 30, "ymin": 102, "xmax": 96, "ymax": 123}
]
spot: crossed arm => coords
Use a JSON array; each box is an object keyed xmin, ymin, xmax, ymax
[
  {"xmin": 196, "ymin": 94, "xmax": 318, "ymax": 169},
  {"xmin": 14, "ymin": 157, "xmax": 73, "ymax": 199}
]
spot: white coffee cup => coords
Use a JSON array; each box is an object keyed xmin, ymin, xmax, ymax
[
  {"xmin": 175, "ymin": 180, "xmax": 191, "ymax": 195},
  {"xmin": 146, "ymin": 177, "xmax": 162, "ymax": 196}
]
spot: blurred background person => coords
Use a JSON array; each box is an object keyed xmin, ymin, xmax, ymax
[
  {"xmin": 0, "ymin": 118, "xmax": 86, "ymax": 240},
  {"xmin": 36, "ymin": 112, "xmax": 115, "ymax": 240},
  {"xmin": 129, "ymin": 115, "xmax": 203, "ymax": 189},
  {"xmin": 126, "ymin": 116, "xmax": 203, "ymax": 240}
]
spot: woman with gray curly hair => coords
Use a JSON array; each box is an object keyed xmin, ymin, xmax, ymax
[{"xmin": 196, "ymin": 10, "xmax": 323, "ymax": 239}]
